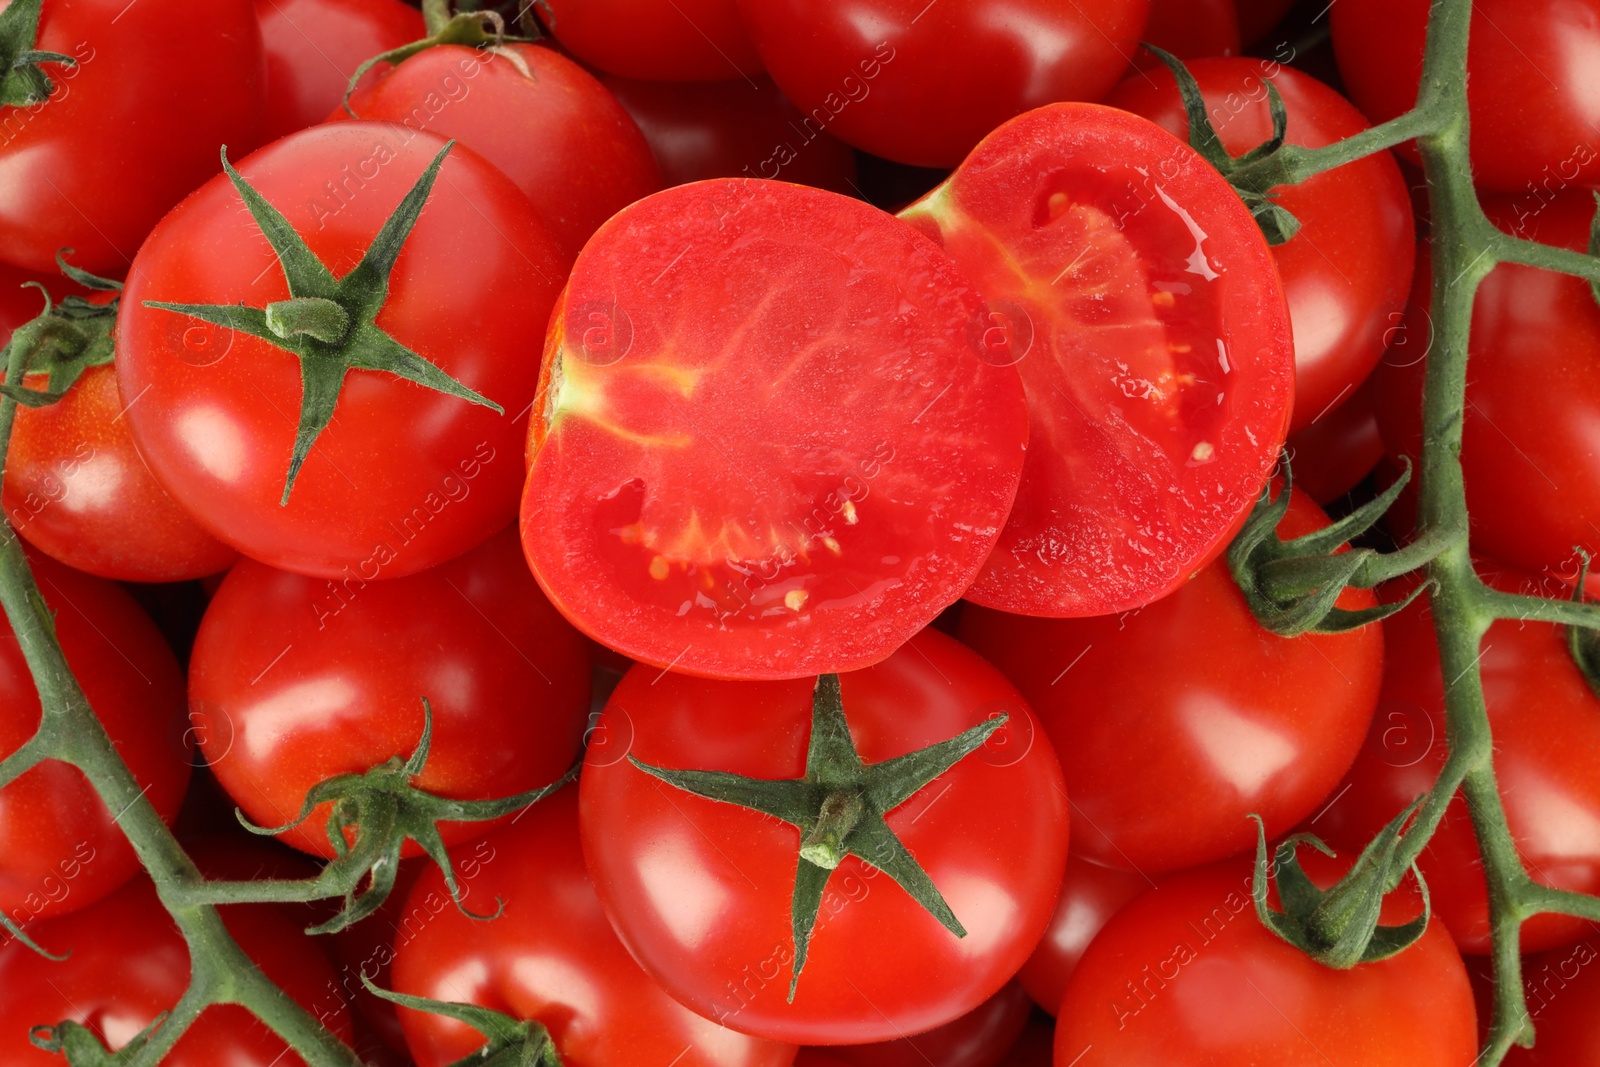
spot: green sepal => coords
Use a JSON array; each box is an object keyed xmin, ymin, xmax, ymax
[
  {"xmin": 1588, "ymin": 192, "xmax": 1600, "ymax": 311},
  {"xmin": 343, "ymin": 0, "xmax": 537, "ymax": 116},
  {"xmin": 0, "ymin": 0, "xmax": 74, "ymax": 108},
  {"xmin": 30, "ymin": 1011, "xmax": 168, "ymax": 1065},
  {"xmin": 234, "ymin": 699, "xmax": 565, "ymax": 935},
  {"xmin": 1565, "ymin": 551, "xmax": 1600, "ymax": 700},
  {"xmin": 629, "ymin": 673, "xmax": 1002, "ymax": 1001},
  {"xmin": 0, "ymin": 253, "xmax": 121, "ymax": 408},
  {"xmin": 1251, "ymin": 799, "xmax": 1432, "ymax": 969},
  {"xmin": 143, "ymin": 141, "xmax": 502, "ymax": 506},
  {"xmin": 1143, "ymin": 45, "xmax": 1305, "ymax": 246},
  {"xmin": 1228, "ymin": 457, "xmax": 1423, "ymax": 636},
  {"xmin": 1, "ymin": 913, "xmax": 66, "ymax": 962},
  {"xmin": 363, "ymin": 976, "xmax": 565, "ymax": 1067}
]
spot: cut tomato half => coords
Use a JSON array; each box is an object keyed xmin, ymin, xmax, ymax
[
  {"xmin": 903, "ymin": 103, "xmax": 1294, "ymax": 617},
  {"xmin": 521, "ymin": 179, "xmax": 1028, "ymax": 679}
]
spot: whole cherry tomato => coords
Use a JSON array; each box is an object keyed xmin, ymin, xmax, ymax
[
  {"xmin": 188, "ymin": 526, "xmax": 589, "ymax": 859},
  {"xmin": 0, "ymin": 0, "xmax": 266, "ymax": 274},
  {"xmin": 737, "ymin": 0, "xmax": 1152, "ymax": 167},
  {"xmin": 116, "ymin": 122, "xmax": 565, "ymax": 580},
  {"xmin": 579, "ymin": 628, "xmax": 1069, "ymax": 1044},
  {"xmin": 257, "ymin": 0, "xmax": 423, "ymax": 142},
  {"xmin": 959, "ymin": 488, "xmax": 1382, "ymax": 874},
  {"xmin": 392, "ymin": 786, "xmax": 796, "ymax": 1067},
  {"xmin": 0, "ymin": 551, "xmax": 190, "ymax": 930},
  {"xmin": 1284, "ymin": 377, "xmax": 1385, "ymax": 506}
]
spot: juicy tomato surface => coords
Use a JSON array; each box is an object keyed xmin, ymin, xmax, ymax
[
  {"xmin": 393, "ymin": 786, "xmax": 797, "ymax": 1067},
  {"xmin": 737, "ymin": 0, "xmax": 1152, "ymax": 167},
  {"xmin": 1331, "ymin": 0, "xmax": 1600, "ymax": 192},
  {"xmin": 1317, "ymin": 563, "xmax": 1600, "ymax": 955},
  {"xmin": 902, "ymin": 103, "xmax": 1294, "ymax": 617},
  {"xmin": 116, "ymin": 122, "xmax": 565, "ymax": 580},
  {"xmin": 0, "ymin": 877, "xmax": 352, "ymax": 1066},
  {"xmin": 257, "ymin": 0, "xmax": 423, "ymax": 142},
  {"xmin": 0, "ymin": 0, "xmax": 265, "ymax": 275},
  {"xmin": 521, "ymin": 178, "xmax": 1027, "ymax": 680},
  {"xmin": 1376, "ymin": 192, "xmax": 1600, "ymax": 587},
  {"xmin": 961, "ymin": 488, "xmax": 1380, "ymax": 873},
  {"xmin": 792, "ymin": 982, "xmax": 1032, "ymax": 1067},
  {"xmin": 1016, "ymin": 854, "xmax": 1150, "ymax": 1014},
  {"xmin": 0, "ymin": 551, "xmax": 190, "ymax": 928},
  {"xmin": 340, "ymin": 42, "xmax": 661, "ymax": 258},
  {"xmin": 602, "ymin": 74, "xmax": 859, "ymax": 195},
  {"xmin": 188, "ymin": 526, "xmax": 589, "ymax": 858},
  {"xmin": 579, "ymin": 628, "xmax": 1069, "ymax": 1044},
  {"xmin": 1104, "ymin": 59, "xmax": 1415, "ymax": 433},
  {"xmin": 539, "ymin": 0, "xmax": 763, "ymax": 81},
  {"xmin": 1055, "ymin": 856, "xmax": 1478, "ymax": 1066}
]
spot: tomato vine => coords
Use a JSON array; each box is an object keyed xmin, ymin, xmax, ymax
[{"xmin": 0, "ymin": 0, "xmax": 1598, "ymax": 1063}]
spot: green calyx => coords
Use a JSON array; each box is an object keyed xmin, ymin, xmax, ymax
[
  {"xmin": 1251, "ymin": 800, "xmax": 1432, "ymax": 968},
  {"xmin": 343, "ymin": 0, "xmax": 537, "ymax": 115},
  {"xmin": 629, "ymin": 673, "xmax": 1005, "ymax": 1001},
  {"xmin": 1144, "ymin": 45, "xmax": 1303, "ymax": 245},
  {"xmin": 364, "ymin": 978, "xmax": 564, "ymax": 1067},
  {"xmin": 1228, "ymin": 458, "xmax": 1428, "ymax": 636},
  {"xmin": 0, "ymin": 0, "xmax": 75, "ymax": 109},
  {"xmin": 0, "ymin": 252, "xmax": 121, "ymax": 409},
  {"xmin": 1564, "ymin": 552, "xmax": 1600, "ymax": 700},
  {"xmin": 144, "ymin": 141, "xmax": 502, "ymax": 506},
  {"xmin": 31, "ymin": 1011, "xmax": 170, "ymax": 1065},
  {"xmin": 237, "ymin": 699, "xmax": 573, "ymax": 936}
]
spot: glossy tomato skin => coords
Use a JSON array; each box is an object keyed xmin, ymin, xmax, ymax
[
  {"xmin": 1105, "ymin": 59, "xmax": 1414, "ymax": 434},
  {"xmin": 0, "ymin": 0, "xmax": 265, "ymax": 275},
  {"xmin": 792, "ymin": 982, "xmax": 1033, "ymax": 1067},
  {"xmin": 0, "ymin": 878, "xmax": 352, "ymax": 1066},
  {"xmin": 1332, "ymin": 0, "xmax": 1600, "ymax": 192},
  {"xmin": 1016, "ymin": 855, "xmax": 1149, "ymax": 1014},
  {"xmin": 580, "ymin": 628, "xmax": 1070, "ymax": 1044},
  {"xmin": 738, "ymin": 0, "xmax": 1151, "ymax": 168},
  {"xmin": 1375, "ymin": 193, "xmax": 1600, "ymax": 586},
  {"xmin": 602, "ymin": 74, "xmax": 858, "ymax": 195},
  {"xmin": 1317, "ymin": 564, "xmax": 1600, "ymax": 955},
  {"xmin": 0, "ymin": 552, "xmax": 190, "ymax": 930},
  {"xmin": 4, "ymin": 362, "xmax": 239, "ymax": 582},
  {"xmin": 1142, "ymin": 0, "xmax": 1240, "ymax": 59},
  {"xmin": 522, "ymin": 178, "xmax": 1027, "ymax": 680},
  {"xmin": 904, "ymin": 103, "xmax": 1294, "ymax": 618},
  {"xmin": 257, "ymin": 0, "xmax": 423, "ymax": 142},
  {"xmin": 1054, "ymin": 856, "xmax": 1477, "ymax": 1066},
  {"xmin": 960, "ymin": 488, "xmax": 1380, "ymax": 874},
  {"xmin": 393, "ymin": 787, "xmax": 797, "ymax": 1067},
  {"xmin": 116, "ymin": 122, "xmax": 565, "ymax": 580},
  {"xmin": 188, "ymin": 526, "xmax": 589, "ymax": 859},
  {"xmin": 540, "ymin": 0, "xmax": 763, "ymax": 81},
  {"xmin": 1507, "ymin": 939, "xmax": 1600, "ymax": 1066},
  {"xmin": 340, "ymin": 44, "xmax": 660, "ymax": 258},
  {"xmin": 1284, "ymin": 376, "xmax": 1385, "ymax": 506}
]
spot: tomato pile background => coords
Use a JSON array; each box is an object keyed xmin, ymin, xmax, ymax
[{"xmin": 0, "ymin": 0, "xmax": 1598, "ymax": 1065}]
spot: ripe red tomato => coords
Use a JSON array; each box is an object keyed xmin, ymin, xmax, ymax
[
  {"xmin": 1055, "ymin": 855, "xmax": 1477, "ymax": 1065},
  {"xmin": 1016, "ymin": 855, "xmax": 1149, "ymax": 1014},
  {"xmin": 602, "ymin": 74, "xmax": 859, "ymax": 195},
  {"xmin": 539, "ymin": 0, "xmax": 763, "ymax": 81},
  {"xmin": 520, "ymin": 178, "xmax": 1027, "ymax": 679},
  {"xmin": 187, "ymin": 526, "xmax": 589, "ymax": 859},
  {"xmin": 1284, "ymin": 376, "xmax": 1385, "ymax": 505},
  {"xmin": 257, "ymin": 0, "xmax": 423, "ymax": 142},
  {"xmin": 1104, "ymin": 59, "xmax": 1415, "ymax": 434},
  {"xmin": 116, "ymin": 122, "xmax": 565, "ymax": 580},
  {"xmin": 0, "ymin": 0, "xmax": 265, "ymax": 275},
  {"xmin": 0, "ymin": 877, "xmax": 353, "ymax": 1066},
  {"xmin": 579, "ymin": 628, "xmax": 1069, "ymax": 1044},
  {"xmin": 902, "ymin": 104, "xmax": 1294, "ymax": 618},
  {"xmin": 1142, "ymin": 0, "xmax": 1241, "ymax": 59},
  {"xmin": 961, "ymin": 487, "xmax": 1380, "ymax": 874},
  {"xmin": 1375, "ymin": 191, "xmax": 1600, "ymax": 587},
  {"xmin": 737, "ymin": 0, "xmax": 1152, "ymax": 167},
  {"xmin": 1332, "ymin": 0, "xmax": 1600, "ymax": 193},
  {"xmin": 1317, "ymin": 563, "xmax": 1600, "ymax": 955},
  {"xmin": 792, "ymin": 982, "xmax": 1032, "ymax": 1067},
  {"xmin": 0, "ymin": 551, "xmax": 190, "ymax": 931},
  {"xmin": 392, "ymin": 786, "xmax": 796, "ymax": 1066},
  {"xmin": 339, "ymin": 43, "xmax": 661, "ymax": 258},
  {"xmin": 1507, "ymin": 939, "xmax": 1600, "ymax": 1066}
]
